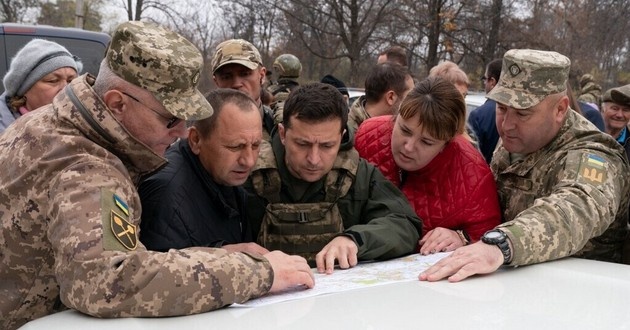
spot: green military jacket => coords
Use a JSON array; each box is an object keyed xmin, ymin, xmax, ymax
[
  {"xmin": 492, "ymin": 110, "xmax": 630, "ymax": 266},
  {"xmin": 244, "ymin": 131, "xmax": 422, "ymax": 261},
  {"xmin": 0, "ymin": 75, "xmax": 273, "ymax": 329}
]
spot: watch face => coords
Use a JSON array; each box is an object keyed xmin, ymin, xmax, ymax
[{"xmin": 485, "ymin": 231, "xmax": 502, "ymax": 239}]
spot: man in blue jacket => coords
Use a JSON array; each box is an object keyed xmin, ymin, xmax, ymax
[{"xmin": 468, "ymin": 58, "xmax": 502, "ymax": 164}]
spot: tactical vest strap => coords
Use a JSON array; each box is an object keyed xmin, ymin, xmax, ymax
[{"xmin": 251, "ymin": 140, "xmax": 282, "ymax": 203}]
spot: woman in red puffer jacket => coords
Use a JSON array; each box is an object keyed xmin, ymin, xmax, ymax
[{"xmin": 355, "ymin": 77, "xmax": 501, "ymax": 255}]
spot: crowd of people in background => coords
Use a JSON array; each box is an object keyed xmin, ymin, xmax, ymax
[{"xmin": 1, "ymin": 20, "xmax": 630, "ymax": 330}]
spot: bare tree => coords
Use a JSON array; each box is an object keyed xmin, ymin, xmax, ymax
[
  {"xmin": 38, "ymin": 0, "xmax": 103, "ymax": 31},
  {"xmin": 274, "ymin": 0, "xmax": 396, "ymax": 85},
  {"xmin": 117, "ymin": 0, "xmax": 181, "ymax": 22},
  {"xmin": 1, "ymin": 0, "xmax": 39, "ymax": 23},
  {"xmin": 162, "ymin": 1, "xmax": 220, "ymax": 93},
  {"xmin": 217, "ymin": 0, "xmax": 281, "ymax": 66}
]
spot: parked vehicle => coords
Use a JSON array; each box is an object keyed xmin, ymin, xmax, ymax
[
  {"xmin": 465, "ymin": 92, "xmax": 487, "ymax": 112},
  {"xmin": 0, "ymin": 23, "xmax": 111, "ymax": 94}
]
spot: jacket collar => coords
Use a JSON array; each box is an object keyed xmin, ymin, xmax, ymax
[{"xmin": 56, "ymin": 74, "xmax": 167, "ymax": 181}]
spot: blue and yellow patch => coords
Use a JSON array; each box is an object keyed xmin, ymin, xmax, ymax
[
  {"xmin": 577, "ymin": 153, "xmax": 607, "ymax": 185},
  {"xmin": 101, "ymin": 189, "xmax": 137, "ymax": 251},
  {"xmin": 114, "ymin": 193, "xmax": 129, "ymax": 216}
]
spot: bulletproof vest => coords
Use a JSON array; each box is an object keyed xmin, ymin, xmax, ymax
[{"xmin": 251, "ymin": 141, "xmax": 360, "ymax": 263}]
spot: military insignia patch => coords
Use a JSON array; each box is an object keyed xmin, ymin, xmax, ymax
[
  {"xmin": 111, "ymin": 211, "xmax": 137, "ymax": 250},
  {"xmin": 101, "ymin": 189, "xmax": 137, "ymax": 251},
  {"xmin": 192, "ymin": 70, "xmax": 200, "ymax": 84},
  {"xmin": 509, "ymin": 64, "xmax": 521, "ymax": 76},
  {"xmin": 577, "ymin": 153, "xmax": 607, "ymax": 185},
  {"xmin": 113, "ymin": 194, "xmax": 129, "ymax": 216}
]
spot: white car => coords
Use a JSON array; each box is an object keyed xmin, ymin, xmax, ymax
[
  {"xmin": 347, "ymin": 87, "xmax": 365, "ymax": 106},
  {"xmin": 465, "ymin": 92, "xmax": 488, "ymax": 112}
]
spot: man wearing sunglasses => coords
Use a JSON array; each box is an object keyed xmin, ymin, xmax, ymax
[{"xmin": 0, "ymin": 21, "xmax": 313, "ymax": 330}]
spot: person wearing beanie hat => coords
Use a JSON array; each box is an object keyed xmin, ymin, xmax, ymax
[
  {"xmin": 0, "ymin": 39, "xmax": 83, "ymax": 132},
  {"xmin": 321, "ymin": 74, "xmax": 350, "ymax": 104},
  {"xmin": 0, "ymin": 21, "xmax": 313, "ymax": 329},
  {"xmin": 421, "ymin": 49, "xmax": 630, "ymax": 283}
]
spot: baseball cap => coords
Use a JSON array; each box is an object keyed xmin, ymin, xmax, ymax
[
  {"xmin": 210, "ymin": 39, "xmax": 262, "ymax": 73},
  {"xmin": 603, "ymin": 84, "xmax": 630, "ymax": 106},
  {"xmin": 488, "ymin": 49, "xmax": 570, "ymax": 109},
  {"xmin": 107, "ymin": 21, "xmax": 212, "ymax": 120}
]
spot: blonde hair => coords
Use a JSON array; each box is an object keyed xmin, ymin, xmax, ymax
[{"xmin": 428, "ymin": 61, "xmax": 469, "ymax": 86}]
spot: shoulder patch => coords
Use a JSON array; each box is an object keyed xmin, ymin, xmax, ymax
[
  {"xmin": 577, "ymin": 153, "xmax": 607, "ymax": 185},
  {"xmin": 101, "ymin": 189, "xmax": 137, "ymax": 251},
  {"xmin": 111, "ymin": 211, "xmax": 137, "ymax": 250}
]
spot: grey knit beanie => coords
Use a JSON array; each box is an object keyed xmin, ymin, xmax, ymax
[{"xmin": 3, "ymin": 39, "xmax": 83, "ymax": 97}]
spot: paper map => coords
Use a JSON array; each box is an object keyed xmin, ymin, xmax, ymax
[{"xmin": 236, "ymin": 252, "xmax": 450, "ymax": 307}]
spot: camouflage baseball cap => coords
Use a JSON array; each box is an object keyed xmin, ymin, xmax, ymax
[
  {"xmin": 107, "ymin": 21, "xmax": 212, "ymax": 120},
  {"xmin": 488, "ymin": 49, "xmax": 570, "ymax": 109},
  {"xmin": 211, "ymin": 39, "xmax": 262, "ymax": 73},
  {"xmin": 604, "ymin": 84, "xmax": 630, "ymax": 106}
]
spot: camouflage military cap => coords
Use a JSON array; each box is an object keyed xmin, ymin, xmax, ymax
[
  {"xmin": 107, "ymin": 21, "xmax": 212, "ymax": 120},
  {"xmin": 579, "ymin": 73, "xmax": 595, "ymax": 87},
  {"xmin": 488, "ymin": 49, "xmax": 570, "ymax": 109},
  {"xmin": 211, "ymin": 39, "xmax": 262, "ymax": 73},
  {"xmin": 606, "ymin": 84, "xmax": 630, "ymax": 107}
]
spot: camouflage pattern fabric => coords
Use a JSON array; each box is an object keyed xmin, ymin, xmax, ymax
[
  {"xmin": 347, "ymin": 95, "xmax": 369, "ymax": 135},
  {"xmin": 579, "ymin": 81, "xmax": 603, "ymax": 105},
  {"xmin": 0, "ymin": 75, "xmax": 273, "ymax": 330},
  {"xmin": 106, "ymin": 21, "xmax": 212, "ymax": 121},
  {"xmin": 488, "ymin": 49, "xmax": 570, "ymax": 110},
  {"xmin": 268, "ymin": 79, "xmax": 299, "ymax": 125},
  {"xmin": 210, "ymin": 39, "xmax": 262, "ymax": 73},
  {"xmin": 491, "ymin": 110, "xmax": 630, "ymax": 266},
  {"xmin": 259, "ymin": 201, "xmax": 345, "ymax": 264},
  {"xmin": 273, "ymin": 54, "xmax": 302, "ymax": 78}
]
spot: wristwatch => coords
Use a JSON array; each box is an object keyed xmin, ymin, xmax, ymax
[{"xmin": 481, "ymin": 229, "xmax": 512, "ymax": 264}]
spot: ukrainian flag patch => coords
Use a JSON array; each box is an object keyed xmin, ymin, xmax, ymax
[
  {"xmin": 113, "ymin": 194, "xmax": 129, "ymax": 216},
  {"xmin": 577, "ymin": 153, "xmax": 607, "ymax": 185}
]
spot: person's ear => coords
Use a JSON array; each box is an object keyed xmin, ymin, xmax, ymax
[
  {"xmin": 188, "ymin": 126, "xmax": 202, "ymax": 155},
  {"xmin": 102, "ymin": 90, "xmax": 126, "ymax": 118},
  {"xmin": 278, "ymin": 123, "xmax": 287, "ymax": 145},
  {"xmin": 385, "ymin": 90, "xmax": 397, "ymax": 106},
  {"xmin": 555, "ymin": 95, "xmax": 570, "ymax": 123}
]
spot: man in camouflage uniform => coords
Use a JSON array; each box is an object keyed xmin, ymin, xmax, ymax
[
  {"xmin": 211, "ymin": 39, "xmax": 275, "ymax": 140},
  {"xmin": 244, "ymin": 82, "xmax": 422, "ymax": 274},
  {"xmin": 421, "ymin": 49, "xmax": 630, "ymax": 282},
  {"xmin": 578, "ymin": 73, "xmax": 603, "ymax": 109},
  {"xmin": 0, "ymin": 21, "xmax": 313, "ymax": 330},
  {"xmin": 347, "ymin": 62, "xmax": 414, "ymax": 134},
  {"xmin": 267, "ymin": 53, "xmax": 301, "ymax": 124}
]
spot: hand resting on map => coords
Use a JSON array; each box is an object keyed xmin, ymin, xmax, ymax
[
  {"xmin": 265, "ymin": 251, "xmax": 315, "ymax": 292},
  {"xmin": 316, "ymin": 236, "xmax": 359, "ymax": 274}
]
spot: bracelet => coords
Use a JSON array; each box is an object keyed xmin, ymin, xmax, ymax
[{"xmin": 456, "ymin": 230, "xmax": 470, "ymax": 245}]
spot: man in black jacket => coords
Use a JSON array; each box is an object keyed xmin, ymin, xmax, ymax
[{"xmin": 139, "ymin": 89, "xmax": 268, "ymax": 255}]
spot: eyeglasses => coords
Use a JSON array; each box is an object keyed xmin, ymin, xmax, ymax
[{"xmin": 121, "ymin": 91, "xmax": 181, "ymax": 129}]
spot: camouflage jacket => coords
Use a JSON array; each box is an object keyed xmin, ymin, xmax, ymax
[
  {"xmin": 492, "ymin": 110, "xmax": 630, "ymax": 266},
  {"xmin": 243, "ymin": 132, "xmax": 422, "ymax": 261},
  {"xmin": 0, "ymin": 75, "xmax": 273, "ymax": 329},
  {"xmin": 578, "ymin": 82, "xmax": 602, "ymax": 105},
  {"xmin": 347, "ymin": 95, "xmax": 368, "ymax": 135}
]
